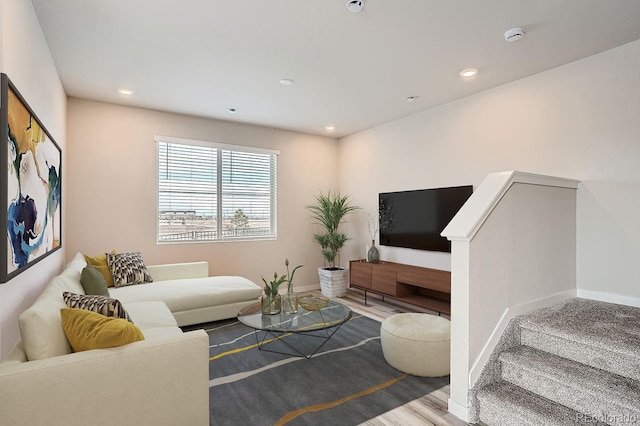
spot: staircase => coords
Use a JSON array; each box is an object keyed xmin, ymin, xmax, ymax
[{"xmin": 472, "ymin": 298, "xmax": 640, "ymax": 425}]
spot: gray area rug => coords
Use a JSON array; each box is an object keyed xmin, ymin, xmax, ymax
[{"xmin": 194, "ymin": 312, "xmax": 448, "ymax": 426}]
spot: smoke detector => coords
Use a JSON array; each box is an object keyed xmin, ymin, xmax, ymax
[
  {"xmin": 346, "ymin": 0, "xmax": 364, "ymax": 13},
  {"xmin": 504, "ymin": 27, "xmax": 526, "ymax": 42}
]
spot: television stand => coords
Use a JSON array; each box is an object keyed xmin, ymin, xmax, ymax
[{"xmin": 349, "ymin": 260, "xmax": 451, "ymax": 316}]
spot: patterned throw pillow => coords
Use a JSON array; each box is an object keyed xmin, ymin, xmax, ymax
[
  {"xmin": 62, "ymin": 292, "xmax": 132, "ymax": 323},
  {"xmin": 106, "ymin": 252, "xmax": 153, "ymax": 288}
]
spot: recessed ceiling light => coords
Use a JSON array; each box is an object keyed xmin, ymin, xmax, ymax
[
  {"xmin": 279, "ymin": 79, "xmax": 294, "ymax": 86},
  {"xmin": 406, "ymin": 96, "xmax": 418, "ymax": 102},
  {"xmin": 325, "ymin": 125, "xmax": 335, "ymax": 131},
  {"xmin": 118, "ymin": 88, "xmax": 134, "ymax": 96},
  {"xmin": 459, "ymin": 68, "xmax": 478, "ymax": 78},
  {"xmin": 228, "ymin": 108, "xmax": 237, "ymax": 114}
]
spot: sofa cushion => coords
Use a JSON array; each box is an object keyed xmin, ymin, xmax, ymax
[
  {"xmin": 58, "ymin": 254, "xmax": 88, "ymax": 295},
  {"xmin": 80, "ymin": 265, "xmax": 110, "ymax": 296},
  {"xmin": 106, "ymin": 252, "xmax": 153, "ymax": 288},
  {"xmin": 124, "ymin": 301, "xmax": 183, "ymax": 339},
  {"xmin": 109, "ymin": 276, "xmax": 262, "ymax": 314},
  {"xmin": 65, "ymin": 252, "xmax": 90, "ymax": 276},
  {"xmin": 60, "ymin": 308, "xmax": 144, "ymax": 352},
  {"xmin": 17, "ymin": 253, "xmax": 90, "ymax": 361},
  {"xmin": 84, "ymin": 251, "xmax": 116, "ymax": 287},
  {"xmin": 18, "ymin": 278, "xmax": 73, "ymax": 361},
  {"xmin": 124, "ymin": 301, "xmax": 177, "ymax": 328},
  {"xmin": 146, "ymin": 261, "xmax": 209, "ymax": 281},
  {"xmin": 63, "ymin": 292, "xmax": 132, "ymax": 322}
]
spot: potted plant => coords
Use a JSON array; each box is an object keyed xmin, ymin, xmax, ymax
[
  {"xmin": 261, "ymin": 271, "xmax": 286, "ymax": 314},
  {"xmin": 261, "ymin": 259, "xmax": 303, "ymax": 314},
  {"xmin": 282, "ymin": 259, "xmax": 303, "ymax": 313},
  {"xmin": 306, "ymin": 191, "xmax": 359, "ymax": 298}
]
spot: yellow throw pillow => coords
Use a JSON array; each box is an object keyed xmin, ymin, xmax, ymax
[
  {"xmin": 84, "ymin": 251, "xmax": 116, "ymax": 287},
  {"xmin": 60, "ymin": 308, "xmax": 144, "ymax": 352}
]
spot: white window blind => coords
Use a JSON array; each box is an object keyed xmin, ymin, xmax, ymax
[{"xmin": 156, "ymin": 137, "xmax": 278, "ymax": 243}]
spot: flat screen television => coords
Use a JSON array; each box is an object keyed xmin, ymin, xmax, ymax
[{"xmin": 379, "ymin": 185, "xmax": 473, "ymax": 253}]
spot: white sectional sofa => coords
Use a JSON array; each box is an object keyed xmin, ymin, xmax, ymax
[
  {"xmin": 0, "ymin": 252, "xmax": 263, "ymax": 425},
  {"xmin": 112, "ymin": 256, "xmax": 263, "ymax": 326}
]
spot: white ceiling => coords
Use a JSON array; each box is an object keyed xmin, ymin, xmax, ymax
[{"xmin": 31, "ymin": 0, "xmax": 640, "ymax": 138}]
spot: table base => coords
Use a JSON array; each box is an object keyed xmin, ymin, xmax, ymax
[{"xmin": 251, "ymin": 320, "xmax": 348, "ymax": 359}]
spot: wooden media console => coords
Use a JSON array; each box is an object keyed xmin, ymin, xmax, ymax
[{"xmin": 349, "ymin": 260, "xmax": 451, "ymax": 315}]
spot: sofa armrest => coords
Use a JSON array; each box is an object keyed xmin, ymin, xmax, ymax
[
  {"xmin": 146, "ymin": 261, "xmax": 209, "ymax": 281},
  {"xmin": 0, "ymin": 330, "xmax": 209, "ymax": 426}
]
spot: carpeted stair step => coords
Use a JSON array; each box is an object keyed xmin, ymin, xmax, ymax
[
  {"xmin": 476, "ymin": 381, "xmax": 608, "ymax": 426},
  {"xmin": 519, "ymin": 298, "xmax": 640, "ymax": 381},
  {"xmin": 500, "ymin": 346, "xmax": 640, "ymax": 422}
]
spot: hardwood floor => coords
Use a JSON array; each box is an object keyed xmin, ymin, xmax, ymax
[{"xmin": 313, "ymin": 288, "xmax": 472, "ymax": 426}]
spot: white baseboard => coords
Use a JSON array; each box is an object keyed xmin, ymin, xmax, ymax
[
  {"xmin": 448, "ymin": 398, "xmax": 470, "ymax": 422},
  {"xmin": 577, "ymin": 289, "xmax": 640, "ymax": 308},
  {"xmin": 292, "ymin": 284, "xmax": 320, "ymax": 293},
  {"xmin": 468, "ymin": 289, "xmax": 577, "ymax": 388}
]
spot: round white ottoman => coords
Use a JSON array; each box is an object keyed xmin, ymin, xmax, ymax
[{"xmin": 380, "ymin": 313, "xmax": 450, "ymax": 377}]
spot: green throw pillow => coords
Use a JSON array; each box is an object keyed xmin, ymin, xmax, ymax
[{"xmin": 80, "ymin": 265, "xmax": 110, "ymax": 296}]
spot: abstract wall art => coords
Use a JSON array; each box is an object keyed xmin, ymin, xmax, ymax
[{"xmin": 0, "ymin": 73, "xmax": 62, "ymax": 283}]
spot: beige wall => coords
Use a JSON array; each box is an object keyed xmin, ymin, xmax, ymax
[
  {"xmin": 2, "ymin": 1, "xmax": 638, "ymax": 363},
  {"xmin": 66, "ymin": 98, "xmax": 338, "ymax": 288},
  {"xmin": 0, "ymin": 0, "xmax": 67, "ymax": 358},
  {"xmin": 339, "ymin": 39, "xmax": 640, "ymax": 301}
]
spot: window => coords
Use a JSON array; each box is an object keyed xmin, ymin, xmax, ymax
[{"xmin": 156, "ymin": 136, "xmax": 278, "ymax": 243}]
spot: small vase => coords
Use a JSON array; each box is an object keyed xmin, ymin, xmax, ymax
[
  {"xmin": 282, "ymin": 290, "xmax": 298, "ymax": 314},
  {"xmin": 261, "ymin": 293, "xmax": 281, "ymax": 315},
  {"xmin": 367, "ymin": 240, "xmax": 380, "ymax": 264}
]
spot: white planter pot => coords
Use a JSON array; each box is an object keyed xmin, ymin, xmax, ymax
[{"xmin": 318, "ymin": 267, "xmax": 349, "ymax": 298}]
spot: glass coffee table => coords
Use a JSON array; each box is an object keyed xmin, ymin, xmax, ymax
[{"xmin": 237, "ymin": 297, "xmax": 352, "ymax": 359}]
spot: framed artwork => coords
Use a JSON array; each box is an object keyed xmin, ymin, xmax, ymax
[{"xmin": 0, "ymin": 73, "xmax": 62, "ymax": 283}]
